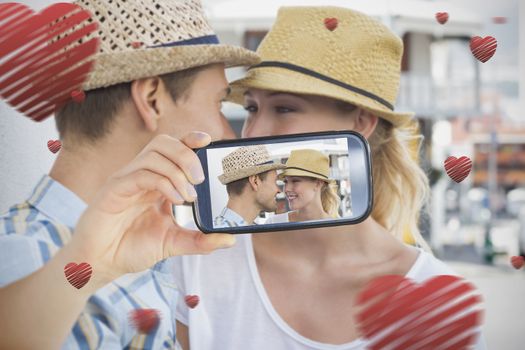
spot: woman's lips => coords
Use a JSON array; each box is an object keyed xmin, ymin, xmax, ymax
[{"xmin": 287, "ymin": 193, "xmax": 298, "ymax": 201}]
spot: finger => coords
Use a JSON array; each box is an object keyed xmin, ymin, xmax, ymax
[
  {"xmin": 98, "ymin": 170, "xmax": 186, "ymax": 213},
  {"xmin": 167, "ymin": 229, "xmax": 236, "ymax": 256},
  {"xmin": 136, "ymin": 134, "xmax": 206, "ymax": 184},
  {"xmin": 180, "ymin": 131, "xmax": 212, "ymax": 149},
  {"xmin": 117, "ymin": 151, "xmax": 197, "ymax": 202}
]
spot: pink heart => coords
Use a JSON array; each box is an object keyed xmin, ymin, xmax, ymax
[
  {"xmin": 435, "ymin": 12, "xmax": 449, "ymax": 25},
  {"xmin": 324, "ymin": 17, "xmax": 338, "ymax": 31},
  {"xmin": 47, "ymin": 139, "xmax": 61, "ymax": 153},
  {"xmin": 356, "ymin": 275, "xmax": 483, "ymax": 350},
  {"xmin": 0, "ymin": 3, "xmax": 99, "ymax": 121},
  {"xmin": 444, "ymin": 156, "xmax": 472, "ymax": 183},
  {"xmin": 184, "ymin": 294, "xmax": 200, "ymax": 309},
  {"xmin": 129, "ymin": 309, "xmax": 161, "ymax": 334},
  {"xmin": 510, "ymin": 256, "xmax": 524, "ymax": 270},
  {"xmin": 64, "ymin": 262, "xmax": 92, "ymax": 289},
  {"xmin": 470, "ymin": 36, "xmax": 497, "ymax": 63}
]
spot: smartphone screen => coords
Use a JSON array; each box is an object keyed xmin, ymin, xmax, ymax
[{"xmin": 193, "ymin": 130, "xmax": 372, "ymax": 234}]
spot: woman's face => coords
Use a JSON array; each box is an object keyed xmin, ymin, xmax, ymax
[
  {"xmin": 241, "ymin": 89, "xmax": 359, "ymax": 138},
  {"xmin": 283, "ymin": 176, "xmax": 321, "ymax": 211}
]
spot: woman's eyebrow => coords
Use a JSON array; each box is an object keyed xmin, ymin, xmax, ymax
[
  {"xmin": 268, "ymin": 92, "xmax": 309, "ymax": 102},
  {"xmin": 243, "ymin": 91, "xmax": 308, "ymax": 102}
]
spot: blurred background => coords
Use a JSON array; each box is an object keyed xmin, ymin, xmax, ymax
[{"xmin": 1, "ymin": 0, "xmax": 524, "ymax": 348}]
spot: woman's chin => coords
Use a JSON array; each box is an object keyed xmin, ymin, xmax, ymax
[{"xmin": 288, "ymin": 201, "xmax": 302, "ymax": 211}]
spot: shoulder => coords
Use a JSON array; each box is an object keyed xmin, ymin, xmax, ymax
[
  {"xmin": 407, "ymin": 248, "xmax": 457, "ymax": 282},
  {"xmin": 0, "ymin": 201, "xmax": 71, "ymax": 286}
]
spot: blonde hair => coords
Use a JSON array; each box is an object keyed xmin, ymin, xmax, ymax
[
  {"xmin": 368, "ymin": 118, "xmax": 431, "ymax": 251},
  {"xmin": 321, "ymin": 181, "xmax": 341, "ymax": 218}
]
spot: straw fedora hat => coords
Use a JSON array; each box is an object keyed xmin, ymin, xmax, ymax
[
  {"xmin": 218, "ymin": 145, "xmax": 285, "ymax": 185},
  {"xmin": 279, "ymin": 149, "xmax": 331, "ymax": 182},
  {"xmin": 70, "ymin": 0, "xmax": 259, "ymax": 91},
  {"xmin": 228, "ymin": 6, "xmax": 413, "ymax": 127}
]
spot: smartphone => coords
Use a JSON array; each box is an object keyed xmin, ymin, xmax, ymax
[{"xmin": 192, "ymin": 130, "xmax": 373, "ymax": 234}]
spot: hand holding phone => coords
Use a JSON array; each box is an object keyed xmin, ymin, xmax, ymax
[{"xmin": 192, "ymin": 130, "xmax": 373, "ymax": 234}]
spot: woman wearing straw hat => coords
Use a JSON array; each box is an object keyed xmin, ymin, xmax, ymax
[
  {"xmin": 174, "ymin": 6, "xmax": 485, "ymax": 350},
  {"xmin": 266, "ymin": 149, "xmax": 341, "ymax": 223}
]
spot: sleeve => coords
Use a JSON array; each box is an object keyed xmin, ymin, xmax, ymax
[
  {"xmin": 171, "ymin": 255, "xmax": 190, "ymax": 326},
  {"xmin": 0, "ymin": 232, "xmax": 58, "ymax": 287},
  {"xmin": 0, "ymin": 228, "xmax": 124, "ymax": 349},
  {"xmin": 61, "ymin": 298, "xmax": 123, "ymax": 350}
]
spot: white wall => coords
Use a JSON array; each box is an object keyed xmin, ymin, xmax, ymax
[{"xmin": 0, "ymin": 0, "xmax": 58, "ymax": 213}]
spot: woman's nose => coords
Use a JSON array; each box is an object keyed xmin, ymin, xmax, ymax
[
  {"xmin": 220, "ymin": 114, "xmax": 237, "ymax": 140},
  {"xmin": 242, "ymin": 115, "xmax": 274, "ymax": 138}
]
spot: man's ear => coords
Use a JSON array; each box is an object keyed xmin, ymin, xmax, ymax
[
  {"xmin": 248, "ymin": 175, "xmax": 259, "ymax": 191},
  {"xmin": 131, "ymin": 77, "xmax": 162, "ymax": 132},
  {"xmin": 353, "ymin": 109, "xmax": 379, "ymax": 139}
]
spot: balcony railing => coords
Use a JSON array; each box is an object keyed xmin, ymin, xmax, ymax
[{"xmin": 397, "ymin": 74, "xmax": 479, "ymax": 118}]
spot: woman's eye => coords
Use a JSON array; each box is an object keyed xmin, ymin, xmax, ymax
[
  {"xmin": 244, "ymin": 105, "xmax": 258, "ymax": 113},
  {"xmin": 275, "ymin": 106, "xmax": 295, "ymax": 114}
]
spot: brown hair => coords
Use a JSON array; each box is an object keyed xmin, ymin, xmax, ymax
[
  {"xmin": 226, "ymin": 172, "xmax": 269, "ymax": 197},
  {"xmin": 55, "ymin": 65, "xmax": 210, "ymax": 143}
]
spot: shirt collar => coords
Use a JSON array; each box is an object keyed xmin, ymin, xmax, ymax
[
  {"xmin": 27, "ymin": 175, "xmax": 87, "ymax": 230},
  {"xmin": 222, "ymin": 207, "xmax": 247, "ymax": 226}
]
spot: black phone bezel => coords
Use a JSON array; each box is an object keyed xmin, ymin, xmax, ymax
[{"xmin": 192, "ymin": 130, "xmax": 373, "ymax": 234}]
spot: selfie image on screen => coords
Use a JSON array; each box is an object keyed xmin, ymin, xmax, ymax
[{"xmin": 206, "ymin": 137, "xmax": 352, "ymax": 229}]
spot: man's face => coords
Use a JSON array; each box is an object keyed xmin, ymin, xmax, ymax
[
  {"xmin": 255, "ymin": 170, "xmax": 281, "ymax": 212},
  {"xmin": 156, "ymin": 63, "xmax": 234, "ymax": 141}
]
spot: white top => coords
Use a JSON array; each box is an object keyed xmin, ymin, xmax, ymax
[
  {"xmin": 172, "ymin": 234, "xmax": 485, "ymax": 350},
  {"xmin": 264, "ymin": 212, "xmax": 291, "ymax": 224}
]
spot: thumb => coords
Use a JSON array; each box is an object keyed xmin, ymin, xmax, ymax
[
  {"xmin": 167, "ymin": 228, "xmax": 236, "ymax": 256},
  {"xmin": 180, "ymin": 131, "xmax": 211, "ymax": 150}
]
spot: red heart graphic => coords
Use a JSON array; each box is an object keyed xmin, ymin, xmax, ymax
[
  {"xmin": 64, "ymin": 262, "xmax": 92, "ymax": 289},
  {"xmin": 510, "ymin": 256, "xmax": 524, "ymax": 270},
  {"xmin": 470, "ymin": 36, "xmax": 497, "ymax": 63},
  {"xmin": 129, "ymin": 309, "xmax": 161, "ymax": 334},
  {"xmin": 492, "ymin": 16, "xmax": 507, "ymax": 24},
  {"xmin": 444, "ymin": 156, "xmax": 472, "ymax": 183},
  {"xmin": 324, "ymin": 17, "xmax": 338, "ymax": 31},
  {"xmin": 47, "ymin": 139, "xmax": 61, "ymax": 153},
  {"xmin": 184, "ymin": 294, "xmax": 200, "ymax": 309},
  {"xmin": 0, "ymin": 3, "xmax": 99, "ymax": 122},
  {"xmin": 356, "ymin": 275, "xmax": 483, "ymax": 350},
  {"xmin": 71, "ymin": 89, "xmax": 85, "ymax": 103},
  {"xmin": 435, "ymin": 12, "xmax": 449, "ymax": 25}
]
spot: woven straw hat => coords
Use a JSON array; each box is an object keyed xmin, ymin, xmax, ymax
[
  {"xmin": 218, "ymin": 145, "xmax": 285, "ymax": 185},
  {"xmin": 279, "ymin": 149, "xmax": 331, "ymax": 182},
  {"xmin": 228, "ymin": 6, "xmax": 413, "ymax": 127},
  {"xmin": 69, "ymin": 0, "xmax": 259, "ymax": 90}
]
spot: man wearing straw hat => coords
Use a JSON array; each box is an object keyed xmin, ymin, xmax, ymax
[
  {"xmin": 0, "ymin": 0, "xmax": 258, "ymax": 348},
  {"xmin": 215, "ymin": 145, "xmax": 285, "ymax": 227}
]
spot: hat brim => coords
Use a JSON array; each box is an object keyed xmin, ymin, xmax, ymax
[
  {"xmin": 83, "ymin": 44, "xmax": 259, "ymax": 91},
  {"xmin": 278, "ymin": 168, "xmax": 330, "ymax": 182},
  {"xmin": 228, "ymin": 66, "xmax": 414, "ymax": 128},
  {"xmin": 218, "ymin": 163, "xmax": 285, "ymax": 185}
]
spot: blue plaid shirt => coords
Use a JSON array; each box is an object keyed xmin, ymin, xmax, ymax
[
  {"xmin": 0, "ymin": 175, "xmax": 179, "ymax": 349},
  {"xmin": 213, "ymin": 207, "xmax": 247, "ymax": 228}
]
